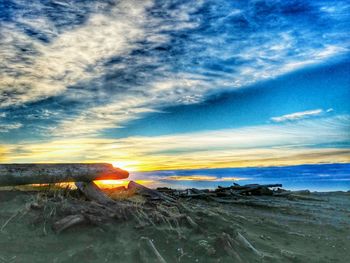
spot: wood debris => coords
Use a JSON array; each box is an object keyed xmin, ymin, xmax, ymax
[
  {"xmin": 0, "ymin": 163, "xmax": 128, "ymax": 186},
  {"xmin": 21, "ymin": 179, "xmax": 322, "ymax": 235},
  {"xmin": 157, "ymin": 183, "xmax": 283, "ymax": 200}
]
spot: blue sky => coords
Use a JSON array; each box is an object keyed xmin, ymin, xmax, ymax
[
  {"xmin": 105, "ymin": 59, "xmax": 350, "ymax": 138},
  {"xmin": 0, "ymin": 0, "xmax": 349, "ymax": 171}
]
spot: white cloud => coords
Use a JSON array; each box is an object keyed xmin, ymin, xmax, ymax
[
  {"xmin": 271, "ymin": 109, "xmax": 328, "ymax": 122},
  {"xmin": 0, "ymin": 0, "xmax": 157, "ymax": 107},
  {"xmin": 1, "ymin": 0, "xmax": 349, "ymax": 138},
  {"xmin": 0, "ymin": 123, "xmax": 22, "ymax": 133},
  {"xmin": 2, "ymin": 115, "xmax": 349, "ymax": 170}
]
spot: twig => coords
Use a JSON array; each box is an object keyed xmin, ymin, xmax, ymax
[
  {"xmin": 236, "ymin": 232, "xmax": 263, "ymax": 257},
  {"xmin": 1, "ymin": 211, "xmax": 20, "ymax": 232},
  {"xmin": 140, "ymin": 237, "xmax": 167, "ymax": 263}
]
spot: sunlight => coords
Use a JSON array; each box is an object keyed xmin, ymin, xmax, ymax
[
  {"xmin": 94, "ymin": 179, "xmax": 154, "ymax": 189},
  {"xmin": 111, "ymin": 161, "xmax": 139, "ymax": 171},
  {"xmin": 94, "ymin": 179, "xmax": 129, "ymax": 188}
]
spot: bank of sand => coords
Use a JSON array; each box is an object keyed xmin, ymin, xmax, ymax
[{"xmin": 0, "ymin": 188, "xmax": 349, "ymax": 263}]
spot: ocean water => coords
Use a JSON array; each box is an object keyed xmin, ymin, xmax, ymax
[{"xmin": 130, "ymin": 163, "xmax": 350, "ymax": 191}]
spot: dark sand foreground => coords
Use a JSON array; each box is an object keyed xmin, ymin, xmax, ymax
[{"xmin": 0, "ymin": 188, "xmax": 349, "ymax": 263}]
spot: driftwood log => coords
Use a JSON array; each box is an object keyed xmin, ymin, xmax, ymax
[
  {"xmin": 75, "ymin": 181, "xmax": 115, "ymax": 205},
  {"xmin": 0, "ymin": 163, "xmax": 128, "ymax": 186},
  {"xmin": 128, "ymin": 181, "xmax": 175, "ymax": 203}
]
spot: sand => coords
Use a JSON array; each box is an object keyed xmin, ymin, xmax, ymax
[{"xmin": 0, "ymin": 189, "xmax": 349, "ymax": 263}]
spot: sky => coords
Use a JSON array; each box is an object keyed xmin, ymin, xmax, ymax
[{"xmin": 0, "ymin": 0, "xmax": 349, "ymax": 172}]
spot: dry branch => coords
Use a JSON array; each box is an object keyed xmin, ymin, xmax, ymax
[
  {"xmin": 52, "ymin": 214, "xmax": 86, "ymax": 233},
  {"xmin": 139, "ymin": 237, "xmax": 167, "ymax": 263},
  {"xmin": 236, "ymin": 232, "xmax": 263, "ymax": 257}
]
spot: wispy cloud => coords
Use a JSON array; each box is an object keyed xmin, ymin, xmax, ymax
[
  {"xmin": 0, "ymin": 0, "xmax": 158, "ymax": 107},
  {"xmin": 270, "ymin": 108, "xmax": 333, "ymax": 122},
  {"xmin": 0, "ymin": 123, "xmax": 22, "ymax": 133},
  {"xmin": 1, "ymin": 0, "xmax": 349, "ymax": 138},
  {"xmin": 1, "ymin": 115, "xmax": 349, "ymax": 170}
]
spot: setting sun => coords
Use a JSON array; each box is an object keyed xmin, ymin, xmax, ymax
[{"xmin": 111, "ymin": 161, "xmax": 139, "ymax": 172}]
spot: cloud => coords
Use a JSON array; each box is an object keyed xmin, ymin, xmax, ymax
[
  {"xmin": 0, "ymin": 123, "xmax": 22, "ymax": 133},
  {"xmin": 1, "ymin": 0, "xmax": 349, "ymax": 138},
  {"xmin": 271, "ymin": 109, "xmax": 329, "ymax": 122},
  {"xmin": 271, "ymin": 108, "xmax": 336, "ymax": 123},
  {"xmin": 1, "ymin": 115, "xmax": 349, "ymax": 170},
  {"xmin": 0, "ymin": 0, "xmax": 157, "ymax": 107}
]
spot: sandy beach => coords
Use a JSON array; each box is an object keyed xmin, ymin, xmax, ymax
[
  {"xmin": 0, "ymin": 187, "xmax": 349, "ymax": 263},
  {"xmin": 1, "ymin": 0, "xmax": 349, "ymax": 262}
]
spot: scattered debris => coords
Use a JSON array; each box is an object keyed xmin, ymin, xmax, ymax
[
  {"xmin": 156, "ymin": 183, "xmax": 327, "ymax": 203},
  {"xmin": 1, "ymin": 164, "xmax": 347, "ymax": 263},
  {"xmin": 13, "ymin": 179, "xmax": 325, "ymax": 247}
]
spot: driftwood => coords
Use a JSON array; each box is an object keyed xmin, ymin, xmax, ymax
[
  {"xmin": 52, "ymin": 214, "xmax": 86, "ymax": 233},
  {"xmin": 0, "ymin": 163, "xmax": 128, "ymax": 186},
  {"xmin": 75, "ymin": 181, "xmax": 115, "ymax": 205},
  {"xmin": 128, "ymin": 181, "xmax": 175, "ymax": 203},
  {"xmin": 135, "ymin": 182, "xmax": 324, "ymax": 208},
  {"xmin": 39, "ymin": 180, "xmax": 318, "ymax": 236},
  {"xmin": 216, "ymin": 184, "xmax": 282, "ymax": 195},
  {"xmin": 156, "ymin": 183, "xmax": 283, "ymax": 202},
  {"xmin": 52, "ymin": 183, "xmax": 135, "ymax": 233}
]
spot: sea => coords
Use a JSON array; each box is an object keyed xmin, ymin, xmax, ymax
[{"xmin": 130, "ymin": 163, "xmax": 350, "ymax": 192}]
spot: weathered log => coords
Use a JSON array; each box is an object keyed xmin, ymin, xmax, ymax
[
  {"xmin": 128, "ymin": 181, "xmax": 175, "ymax": 202},
  {"xmin": 0, "ymin": 163, "xmax": 128, "ymax": 186},
  {"xmin": 75, "ymin": 181, "xmax": 115, "ymax": 205},
  {"xmin": 243, "ymin": 184, "xmax": 282, "ymax": 188},
  {"xmin": 215, "ymin": 184, "xmax": 282, "ymax": 194},
  {"xmin": 178, "ymin": 188, "xmax": 212, "ymax": 198}
]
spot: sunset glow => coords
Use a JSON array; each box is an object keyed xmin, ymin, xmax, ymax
[
  {"xmin": 94, "ymin": 179, "xmax": 154, "ymax": 189},
  {"xmin": 111, "ymin": 161, "xmax": 139, "ymax": 172},
  {"xmin": 0, "ymin": 0, "xmax": 349, "ymax": 186},
  {"xmin": 1, "ymin": 1, "xmax": 350, "ymax": 261}
]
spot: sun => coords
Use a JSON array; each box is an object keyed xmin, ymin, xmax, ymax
[
  {"xmin": 110, "ymin": 161, "xmax": 138, "ymax": 171},
  {"xmin": 93, "ymin": 161, "xmax": 138, "ymax": 189}
]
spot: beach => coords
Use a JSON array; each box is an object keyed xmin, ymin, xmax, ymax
[
  {"xmin": 2, "ymin": 0, "xmax": 349, "ymax": 262},
  {"xmin": 0, "ymin": 187, "xmax": 349, "ymax": 263}
]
